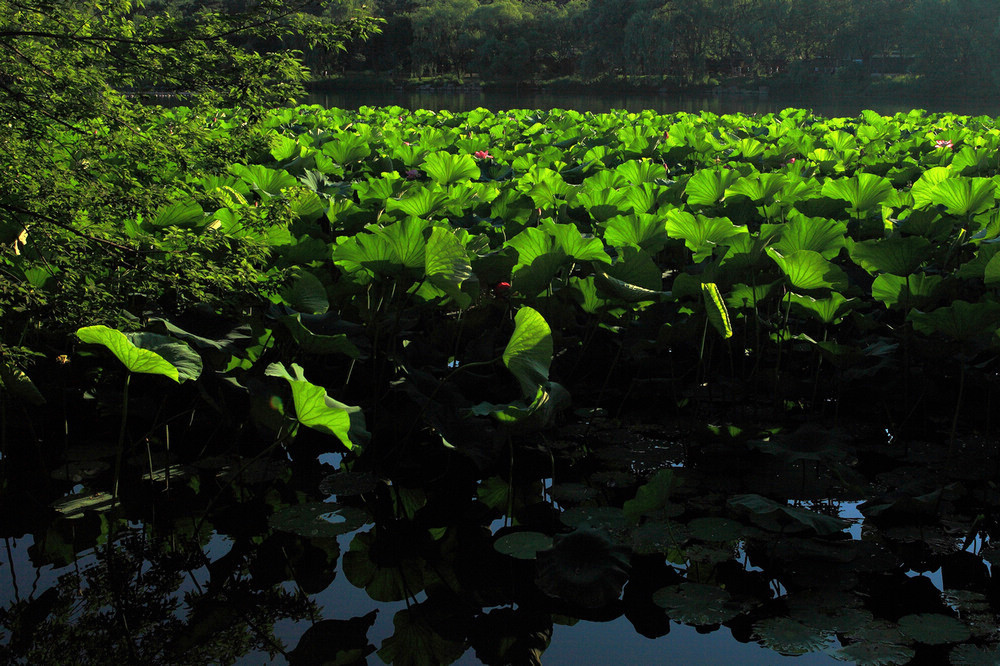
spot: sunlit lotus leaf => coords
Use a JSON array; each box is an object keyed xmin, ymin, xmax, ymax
[
  {"xmin": 420, "ymin": 151, "xmax": 481, "ymax": 186},
  {"xmin": 280, "ymin": 269, "xmax": 330, "ymax": 314},
  {"xmin": 825, "ymin": 129, "xmax": 859, "ymax": 152},
  {"xmin": 425, "ymin": 226, "xmax": 474, "ymax": 307},
  {"xmin": 321, "ymin": 134, "xmax": 371, "ymax": 165},
  {"xmin": 687, "ymin": 517, "xmax": 745, "ymax": 542},
  {"xmin": 604, "ymin": 213, "xmax": 670, "ymax": 253},
  {"xmin": 269, "ymin": 133, "xmax": 299, "ymax": 161},
  {"xmin": 77, "ymin": 326, "xmax": 202, "ymax": 383},
  {"xmin": 386, "ymin": 186, "xmax": 449, "ymax": 218},
  {"xmin": 503, "ymin": 306, "xmax": 553, "ymax": 398},
  {"xmin": 576, "ymin": 187, "xmax": 629, "ymax": 221},
  {"xmin": 871, "ymin": 273, "xmax": 942, "ymax": 310},
  {"xmin": 265, "ymin": 362, "xmax": 367, "ymax": 450},
  {"xmin": 289, "ymin": 611, "xmax": 377, "ymax": 666},
  {"xmin": 541, "ymin": 221, "xmax": 611, "ymax": 264},
  {"xmin": 624, "ymin": 469, "xmax": 680, "ymax": 526},
  {"xmin": 929, "ymin": 177, "xmax": 996, "ymax": 217},
  {"xmin": 767, "ymin": 248, "xmax": 849, "ymax": 292},
  {"xmin": 950, "ymin": 643, "xmax": 1000, "ymax": 665},
  {"xmin": 616, "ymin": 159, "xmax": 666, "ymax": 184},
  {"xmin": 834, "ymin": 642, "xmax": 915, "ymax": 666},
  {"xmin": 753, "ymin": 617, "xmax": 831, "ymax": 655},
  {"xmin": 269, "ymin": 502, "xmax": 370, "ymax": 538},
  {"xmin": 0, "ymin": 366, "xmax": 46, "ymax": 405},
  {"xmin": 535, "ymin": 528, "xmax": 630, "ymax": 607},
  {"xmin": 850, "ymin": 236, "xmax": 932, "ymax": 276},
  {"xmin": 897, "ymin": 613, "xmax": 970, "ymax": 645},
  {"xmin": 665, "ymin": 210, "xmax": 747, "ymax": 263},
  {"xmin": 377, "ymin": 608, "xmax": 466, "ymax": 665},
  {"xmin": 494, "ymin": 531, "xmax": 553, "ymax": 560},
  {"xmin": 726, "ymin": 172, "xmax": 788, "ymax": 205},
  {"xmin": 685, "ymin": 168, "xmax": 741, "ymax": 206},
  {"xmin": 624, "ymin": 183, "xmax": 667, "ymax": 214},
  {"xmin": 653, "ymin": 583, "xmax": 739, "ymax": 626},
  {"xmin": 728, "ymin": 493, "xmax": 849, "ymax": 535},
  {"xmin": 50, "ymin": 491, "xmax": 116, "ymax": 518},
  {"xmin": 152, "ymin": 199, "xmax": 205, "ymax": 228},
  {"xmin": 230, "ymin": 163, "xmax": 298, "ymax": 196},
  {"xmin": 908, "ymin": 300, "xmax": 1000, "ymax": 341},
  {"xmin": 726, "ymin": 281, "xmax": 780, "ymax": 310},
  {"xmin": 911, "ymin": 166, "xmax": 954, "ymax": 208},
  {"xmin": 702, "ymin": 282, "xmax": 733, "ymax": 338},
  {"xmin": 770, "ymin": 215, "xmax": 848, "ymax": 260},
  {"xmin": 821, "ymin": 173, "xmax": 894, "ymax": 213},
  {"xmin": 788, "ymin": 292, "xmax": 856, "ymax": 325}
]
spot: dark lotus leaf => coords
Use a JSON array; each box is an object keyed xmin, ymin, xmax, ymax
[
  {"xmin": 652, "ymin": 583, "xmax": 739, "ymax": 626},
  {"xmin": 950, "ymin": 643, "xmax": 1000, "ymax": 665},
  {"xmin": 729, "ymin": 494, "xmax": 850, "ymax": 535},
  {"xmin": 142, "ymin": 464, "xmax": 195, "ymax": 483},
  {"xmin": 319, "ymin": 471, "xmax": 379, "ymax": 497},
  {"xmin": 943, "ymin": 590, "xmax": 991, "ymax": 613},
  {"xmin": 790, "ymin": 602, "xmax": 873, "ymax": 634},
  {"xmin": 683, "ymin": 543, "xmax": 734, "ymax": 565},
  {"xmin": 269, "ymin": 502, "xmax": 370, "ymax": 538},
  {"xmin": 770, "ymin": 535, "xmax": 860, "ymax": 563},
  {"xmin": 289, "ymin": 611, "xmax": 378, "ymax": 666},
  {"xmin": 747, "ymin": 424, "xmax": 849, "ymax": 463},
  {"xmin": 535, "ymin": 528, "xmax": 630, "ymax": 608},
  {"xmin": 859, "ymin": 488, "xmax": 943, "ymax": 522},
  {"xmin": 470, "ymin": 608, "xmax": 552, "ymax": 666},
  {"xmin": 687, "ymin": 516, "xmax": 745, "ymax": 542},
  {"xmin": 589, "ymin": 470, "xmax": 637, "ymax": 490},
  {"xmin": 64, "ymin": 443, "xmax": 120, "ymax": 460},
  {"xmin": 897, "ymin": 613, "xmax": 971, "ymax": 645},
  {"xmin": 631, "ymin": 521, "xmax": 690, "ymax": 555},
  {"xmin": 560, "ymin": 506, "xmax": 627, "ymax": 535},
  {"xmin": 50, "ymin": 460, "xmax": 109, "ymax": 482},
  {"xmin": 833, "ymin": 641, "xmax": 915, "ymax": 665},
  {"xmin": 343, "ymin": 530, "xmax": 426, "ymax": 603},
  {"xmin": 377, "ymin": 608, "xmax": 466, "ymax": 666},
  {"xmin": 494, "ymin": 531, "xmax": 553, "ymax": 560},
  {"xmin": 549, "ymin": 483, "xmax": 598, "ymax": 505},
  {"xmin": 753, "ymin": 617, "xmax": 832, "ymax": 655}
]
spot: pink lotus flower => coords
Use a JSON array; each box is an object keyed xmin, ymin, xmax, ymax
[
  {"xmin": 474, "ymin": 150, "xmax": 493, "ymax": 160},
  {"xmin": 493, "ymin": 281, "xmax": 511, "ymax": 297},
  {"xmin": 935, "ymin": 139, "xmax": 954, "ymax": 149},
  {"xmin": 788, "ymin": 157, "xmax": 796, "ymax": 164},
  {"xmin": 405, "ymin": 168, "xmax": 421, "ymax": 180}
]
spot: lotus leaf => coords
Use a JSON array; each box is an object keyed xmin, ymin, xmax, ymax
[
  {"xmin": 767, "ymin": 248, "xmax": 850, "ymax": 292},
  {"xmin": 265, "ymin": 362, "xmax": 367, "ymax": 449},
  {"xmin": 493, "ymin": 531, "xmax": 553, "ymax": 560},
  {"xmin": 76, "ymin": 326, "xmax": 202, "ymax": 383},
  {"xmin": 503, "ymin": 307, "xmax": 553, "ymax": 398},
  {"xmin": 653, "ymin": 583, "xmax": 739, "ymax": 626},
  {"xmin": 535, "ymin": 528, "xmax": 630, "ymax": 607},
  {"xmin": 898, "ymin": 613, "xmax": 971, "ymax": 645}
]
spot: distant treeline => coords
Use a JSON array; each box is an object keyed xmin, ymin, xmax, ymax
[{"xmin": 145, "ymin": 1, "xmax": 1000, "ymax": 92}]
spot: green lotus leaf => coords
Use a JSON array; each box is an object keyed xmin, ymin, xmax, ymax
[
  {"xmin": 897, "ymin": 613, "xmax": 970, "ymax": 645},
  {"xmin": 503, "ymin": 307, "xmax": 553, "ymax": 399},
  {"xmin": 344, "ymin": 531, "xmax": 426, "ymax": 603},
  {"xmin": 929, "ymin": 176, "xmax": 996, "ymax": 217},
  {"xmin": 908, "ymin": 300, "xmax": 1000, "ymax": 341},
  {"xmin": 687, "ymin": 517, "xmax": 745, "ymax": 542},
  {"xmin": 50, "ymin": 491, "xmax": 116, "ymax": 518},
  {"xmin": 265, "ymin": 362, "xmax": 367, "ymax": 450},
  {"xmin": 421, "ymin": 151, "xmax": 481, "ymax": 185},
  {"xmin": 726, "ymin": 281, "xmax": 780, "ymax": 310},
  {"xmin": 685, "ymin": 167, "xmax": 741, "ymax": 207},
  {"xmin": 76, "ymin": 325, "xmax": 203, "ymax": 383},
  {"xmin": 767, "ymin": 248, "xmax": 849, "ymax": 292},
  {"xmin": 911, "ymin": 166, "xmax": 955, "ymax": 209},
  {"xmin": 280, "ymin": 269, "xmax": 329, "ymax": 314},
  {"xmin": 424, "ymin": 226, "xmax": 474, "ymax": 307},
  {"xmin": 604, "ymin": 213, "xmax": 670, "ymax": 253},
  {"xmin": 871, "ymin": 273, "xmax": 942, "ymax": 310},
  {"xmin": 541, "ymin": 221, "xmax": 611, "ymax": 264},
  {"xmin": 377, "ymin": 608, "xmax": 466, "ymax": 666},
  {"xmin": 849, "ymin": 236, "xmax": 932, "ymax": 276},
  {"xmin": 949, "ymin": 644, "xmax": 1000, "ymax": 665},
  {"xmin": 728, "ymin": 493, "xmax": 850, "ymax": 535},
  {"xmin": 653, "ymin": 583, "xmax": 739, "ymax": 626},
  {"xmin": 788, "ymin": 292, "xmax": 856, "ymax": 325},
  {"xmin": 833, "ymin": 641, "xmax": 914, "ymax": 665},
  {"xmin": 507, "ymin": 227, "xmax": 566, "ymax": 296},
  {"xmin": 821, "ymin": 172, "xmax": 894, "ymax": 213},
  {"xmin": 770, "ymin": 214, "xmax": 848, "ymax": 260},
  {"xmin": 230, "ymin": 163, "xmax": 298, "ymax": 197},
  {"xmin": 624, "ymin": 183, "xmax": 667, "ymax": 215},
  {"xmin": 385, "ymin": 186, "xmax": 449, "ymax": 218},
  {"xmin": 624, "ymin": 469, "xmax": 679, "ymax": 526},
  {"xmin": 631, "ymin": 521, "xmax": 690, "ymax": 555},
  {"xmin": 665, "ymin": 210, "xmax": 747, "ymax": 263},
  {"xmin": 494, "ymin": 531, "xmax": 554, "ymax": 560},
  {"xmin": 535, "ymin": 528, "xmax": 630, "ymax": 607},
  {"xmin": 616, "ymin": 159, "xmax": 665, "ymax": 184},
  {"xmin": 268, "ymin": 502, "xmax": 370, "ymax": 538},
  {"xmin": 594, "ymin": 246, "xmax": 664, "ymax": 303},
  {"xmin": 321, "ymin": 134, "xmax": 371, "ymax": 165},
  {"xmin": 279, "ymin": 314, "xmax": 361, "ymax": 357},
  {"xmin": 0, "ymin": 367, "xmax": 46, "ymax": 405},
  {"xmin": 725, "ymin": 172, "xmax": 788, "ymax": 205},
  {"xmin": 377, "ymin": 217, "xmax": 430, "ymax": 271},
  {"xmin": 576, "ymin": 187, "xmax": 629, "ymax": 222},
  {"xmin": 269, "ymin": 133, "xmax": 299, "ymax": 161},
  {"xmin": 560, "ymin": 506, "xmax": 627, "ymax": 533},
  {"xmin": 702, "ymin": 282, "xmax": 733, "ymax": 339},
  {"xmin": 152, "ymin": 199, "xmax": 205, "ymax": 228},
  {"xmin": 287, "ymin": 189, "xmax": 325, "ymax": 221}
]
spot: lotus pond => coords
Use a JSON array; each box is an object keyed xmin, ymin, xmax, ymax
[{"xmin": 6, "ymin": 105, "xmax": 1000, "ymax": 664}]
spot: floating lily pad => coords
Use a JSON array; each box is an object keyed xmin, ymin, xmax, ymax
[
  {"xmin": 833, "ymin": 641, "xmax": 915, "ymax": 665},
  {"xmin": 950, "ymin": 643, "xmax": 1000, "ymax": 665},
  {"xmin": 687, "ymin": 516, "xmax": 745, "ymax": 542},
  {"xmin": 589, "ymin": 470, "xmax": 636, "ymax": 489},
  {"xmin": 684, "ymin": 543, "xmax": 735, "ymax": 565},
  {"xmin": 549, "ymin": 483, "xmax": 598, "ymax": 505},
  {"xmin": 142, "ymin": 464, "xmax": 193, "ymax": 483},
  {"xmin": 269, "ymin": 502, "xmax": 370, "ymax": 538},
  {"xmin": 631, "ymin": 521, "xmax": 690, "ymax": 555},
  {"xmin": 319, "ymin": 471, "xmax": 379, "ymax": 497},
  {"xmin": 897, "ymin": 613, "xmax": 971, "ymax": 645},
  {"xmin": 494, "ymin": 531, "xmax": 553, "ymax": 560},
  {"xmin": 535, "ymin": 529, "xmax": 630, "ymax": 608},
  {"xmin": 653, "ymin": 583, "xmax": 739, "ymax": 626},
  {"xmin": 560, "ymin": 506, "xmax": 626, "ymax": 534},
  {"xmin": 50, "ymin": 491, "xmax": 116, "ymax": 518},
  {"xmin": 753, "ymin": 617, "xmax": 831, "ymax": 655}
]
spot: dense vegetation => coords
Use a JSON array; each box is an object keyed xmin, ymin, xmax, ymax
[{"xmin": 320, "ymin": 0, "xmax": 1000, "ymax": 94}]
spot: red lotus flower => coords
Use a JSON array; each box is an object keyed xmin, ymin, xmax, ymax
[
  {"xmin": 493, "ymin": 281, "xmax": 511, "ymax": 297},
  {"xmin": 788, "ymin": 157, "xmax": 796, "ymax": 164},
  {"xmin": 474, "ymin": 150, "xmax": 493, "ymax": 160}
]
